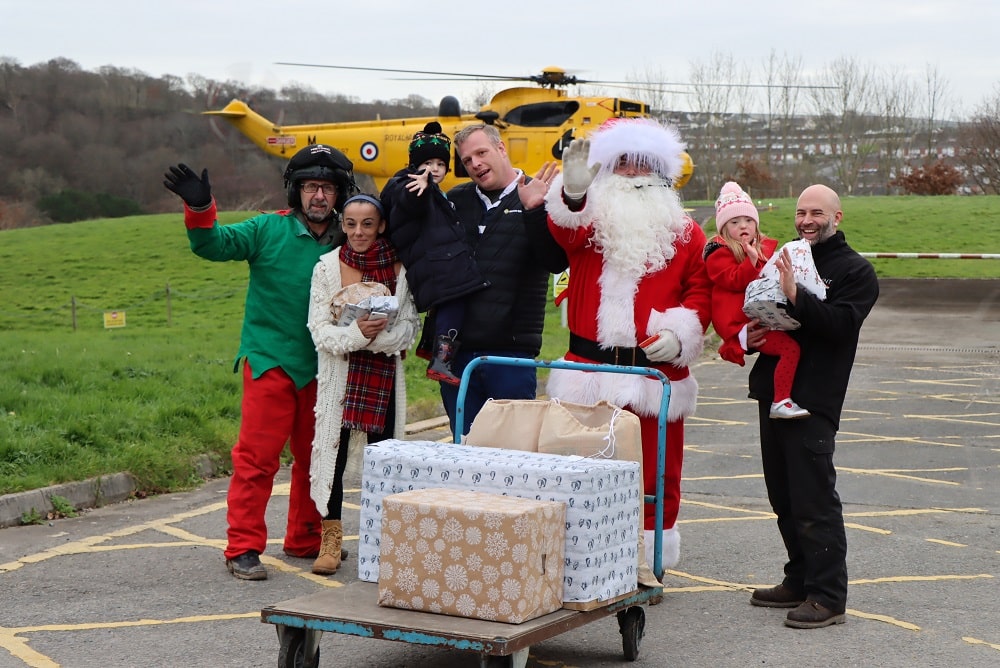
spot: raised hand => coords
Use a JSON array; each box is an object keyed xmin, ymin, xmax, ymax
[
  {"xmin": 163, "ymin": 164, "xmax": 212, "ymax": 208},
  {"xmin": 561, "ymin": 138, "xmax": 601, "ymax": 199},
  {"xmin": 516, "ymin": 161, "xmax": 560, "ymax": 209}
]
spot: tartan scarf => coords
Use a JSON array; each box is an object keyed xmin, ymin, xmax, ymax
[{"xmin": 339, "ymin": 238, "xmax": 399, "ymax": 433}]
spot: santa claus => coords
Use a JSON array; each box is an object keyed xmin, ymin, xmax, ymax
[{"xmin": 543, "ymin": 118, "xmax": 712, "ymax": 572}]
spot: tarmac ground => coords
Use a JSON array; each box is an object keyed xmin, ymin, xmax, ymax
[{"xmin": 0, "ymin": 278, "xmax": 998, "ymax": 668}]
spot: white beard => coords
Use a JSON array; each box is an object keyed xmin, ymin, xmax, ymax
[{"xmin": 588, "ymin": 174, "xmax": 690, "ymax": 283}]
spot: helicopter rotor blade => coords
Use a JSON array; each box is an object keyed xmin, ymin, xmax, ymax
[
  {"xmin": 274, "ymin": 62, "xmax": 530, "ymax": 81},
  {"xmin": 274, "ymin": 62, "xmax": 837, "ymax": 91}
]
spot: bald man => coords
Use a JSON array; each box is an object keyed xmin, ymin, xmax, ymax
[{"xmin": 745, "ymin": 184, "xmax": 879, "ymax": 629}]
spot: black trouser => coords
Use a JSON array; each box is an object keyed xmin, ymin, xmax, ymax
[
  {"xmin": 757, "ymin": 403, "xmax": 848, "ymax": 612},
  {"xmin": 325, "ymin": 389, "xmax": 396, "ymax": 520}
]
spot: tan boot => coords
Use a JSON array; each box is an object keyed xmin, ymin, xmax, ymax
[{"xmin": 311, "ymin": 520, "xmax": 343, "ymax": 575}]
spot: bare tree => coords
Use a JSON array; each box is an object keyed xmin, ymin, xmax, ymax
[
  {"xmin": 807, "ymin": 57, "xmax": 876, "ymax": 194},
  {"xmin": 759, "ymin": 51, "xmax": 804, "ymax": 190},
  {"xmin": 920, "ymin": 63, "xmax": 952, "ymax": 155},
  {"xmin": 687, "ymin": 51, "xmax": 742, "ymax": 199},
  {"xmin": 871, "ymin": 65, "xmax": 918, "ymax": 194},
  {"xmin": 956, "ymin": 86, "xmax": 1000, "ymax": 194}
]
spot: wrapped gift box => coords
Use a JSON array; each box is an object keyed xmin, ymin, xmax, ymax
[
  {"xmin": 359, "ymin": 440, "xmax": 641, "ymax": 606},
  {"xmin": 377, "ymin": 488, "xmax": 565, "ymax": 624},
  {"xmin": 742, "ymin": 275, "xmax": 801, "ymax": 330}
]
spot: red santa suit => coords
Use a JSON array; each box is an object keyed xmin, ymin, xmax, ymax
[{"xmin": 543, "ymin": 120, "xmax": 712, "ymax": 569}]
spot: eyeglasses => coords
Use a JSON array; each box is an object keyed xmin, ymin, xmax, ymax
[{"xmin": 301, "ymin": 183, "xmax": 337, "ymax": 195}]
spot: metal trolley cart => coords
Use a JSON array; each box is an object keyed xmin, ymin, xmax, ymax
[{"xmin": 262, "ymin": 357, "xmax": 672, "ymax": 668}]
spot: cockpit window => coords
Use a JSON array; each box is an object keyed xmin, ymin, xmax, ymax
[{"xmin": 504, "ymin": 101, "xmax": 580, "ymax": 127}]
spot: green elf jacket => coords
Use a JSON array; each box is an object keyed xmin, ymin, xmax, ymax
[{"xmin": 185, "ymin": 202, "xmax": 339, "ymax": 389}]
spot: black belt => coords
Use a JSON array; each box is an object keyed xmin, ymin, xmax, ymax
[{"xmin": 569, "ymin": 332, "xmax": 651, "ymax": 367}]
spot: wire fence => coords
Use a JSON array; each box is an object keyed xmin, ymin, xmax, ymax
[{"xmin": 0, "ymin": 283, "xmax": 248, "ymax": 331}]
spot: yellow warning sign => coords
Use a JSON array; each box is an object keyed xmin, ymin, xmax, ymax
[
  {"xmin": 553, "ymin": 270, "xmax": 570, "ymax": 298},
  {"xmin": 103, "ymin": 311, "xmax": 126, "ymax": 329}
]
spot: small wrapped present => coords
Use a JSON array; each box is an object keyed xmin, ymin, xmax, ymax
[{"xmin": 743, "ymin": 239, "xmax": 826, "ymax": 330}]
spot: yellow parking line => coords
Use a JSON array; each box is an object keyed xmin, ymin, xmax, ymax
[
  {"xmin": 846, "ymin": 609, "xmax": 920, "ymax": 631},
  {"xmin": 839, "ymin": 466, "xmax": 963, "ymax": 485},
  {"xmin": 0, "ymin": 629, "xmax": 59, "ymax": 668},
  {"xmin": 850, "ymin": 574, "xmax": 993, "ymax": 585},
  {"xmin": 925, "ymin": 538, "xmax": 968, "ymax": 547},
  {"xmin": 964, "ymin": 637, "xmax": 1000, "ymax": 652},
  {"xmin": 905, "ymin": 413, "xmax": 1000, "ymax": 427},
  {"xmin": 13, "ymin": 611, "xmax": 260, "ymax": 634}
]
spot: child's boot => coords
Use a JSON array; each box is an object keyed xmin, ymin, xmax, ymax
[
  {"xmin": 427, "ymin": 333, "xmax": 461, "ymax": 386},
  {"xmin": 769, "ymin": 398, "xmax": 810, "ymax": 419}
]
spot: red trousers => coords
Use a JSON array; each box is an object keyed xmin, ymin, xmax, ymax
[
  {"xmin": 636, "ymin": 412, "xmax": 685, "ymax": 531},
  {"xmin": 223, "ymin": 362, "xmax": 322, "ymax": 560}
]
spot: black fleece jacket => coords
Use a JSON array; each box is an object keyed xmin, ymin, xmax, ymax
[{"xmin": 443, "ymin": 179, "xmax": 568, "ymax": 355}]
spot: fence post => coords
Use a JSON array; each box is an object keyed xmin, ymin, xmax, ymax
[
  {"xmin": 166, "ymin": 282, "xmax": 172, "ymax": 327},
  {"xmin": 71, "ymin": 296, "xmax": 77, "ymax": 331}
]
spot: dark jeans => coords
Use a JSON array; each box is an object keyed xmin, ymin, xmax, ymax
[
  {"xmin": 757, "ymin": 402, "xmax": 848, "ymax": 612},
  {"xmin": 439, "ymin": 349, "xmax": 537, "ymax": 438}
]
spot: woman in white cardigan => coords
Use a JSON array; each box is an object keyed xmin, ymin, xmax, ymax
[{"xmin": 307, "ymin": 194, "xmax": 419, "ymax": 575}]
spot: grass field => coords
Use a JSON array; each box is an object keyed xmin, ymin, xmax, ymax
[{"xmin": 1, "ymin": 196, "xmax": 998, "ymax": 498}]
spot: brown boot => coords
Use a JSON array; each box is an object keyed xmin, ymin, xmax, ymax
[{"xmin": 311, "ymin": 520, "xmax": 343, "ymax": 575}]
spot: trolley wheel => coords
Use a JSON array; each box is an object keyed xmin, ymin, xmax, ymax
[
  {"xmin": 276, "ymin": 625, "xmax": 321, "ymax": 668},
  {"xmin": 481, "ymin": 647, "xmax": 528, "ymax": 668},
  {"xmin": 617, "ymin": 605, "xmax": 646, "ymax": 661}
]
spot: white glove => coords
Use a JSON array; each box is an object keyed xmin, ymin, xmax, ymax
[
  {"xmin": 562, "ymin": 138, "xmax": 601, "ymax": 200},
  {"xmin": 643, "ymin": 330, "xmax": 681, "ymax": 363}
]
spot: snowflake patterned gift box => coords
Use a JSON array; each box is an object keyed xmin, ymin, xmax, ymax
[
  {"xmin": 358, "ymin": 440, "xmax": 642, "ymax": 606},
  {"xmin": 377, "ymin": 488, "xmax": 566, "ymax": 624}
]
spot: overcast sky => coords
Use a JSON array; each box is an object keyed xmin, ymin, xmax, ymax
[{"xmin": 3, "ymin": 0, "xmax": 997, "ymax": 119}]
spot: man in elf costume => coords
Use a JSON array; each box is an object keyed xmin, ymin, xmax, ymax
[{"xmin": 543, "ymin": 118, "xmax": 712, "ymax": 573}]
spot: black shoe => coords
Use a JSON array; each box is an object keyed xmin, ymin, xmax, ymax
[
  {"xmin": 750, "ymin": 584, "xmax": 806, "ymax": 608},
  {"xmin": 226, "ymin": 550, "xmax": 267, "ymax": 580},
  {"xmin": 426, "ymin": 334, "xmax": 461, "ymax": 386},
  {"xmin": 784, "ymin": 600, "xmax": 846, "ymax": 629}
]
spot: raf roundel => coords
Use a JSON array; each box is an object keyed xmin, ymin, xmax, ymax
[{"xmin": 360, "ymin": 142, "xmax": 379, "ymax": 162}]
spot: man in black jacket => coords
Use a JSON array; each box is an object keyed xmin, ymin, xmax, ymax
[
  {"xmin": 431, "ymin": 124, "xmax": 566, "ymax": 436},
  {"xmin": 746, "ymin": 184, "xmax": 879, "ymax": 629}
]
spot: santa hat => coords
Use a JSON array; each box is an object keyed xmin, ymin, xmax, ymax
[
  {"xmin": 714, "ymin": 181, "xmax": 758, "ymax": 232},
  {"xmin": 587, "ymin": 118, "xmax": 686, "ymax": 184},
  {"xmin": 408, "ymin": 121, "xmax": 451, "ymax": 170}
]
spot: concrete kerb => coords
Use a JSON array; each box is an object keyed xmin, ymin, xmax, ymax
[
  {"xmin": 0, "ymin": 472, "xmax": 138, "ymax": 529},
  {"xmin": 0, "ymin": 454, "xmax": 220, "ymax": 529}
]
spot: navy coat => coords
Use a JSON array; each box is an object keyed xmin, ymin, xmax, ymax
[{"xmin": 381, "ymin": 168, "xmax": 489, "ymax": 312}]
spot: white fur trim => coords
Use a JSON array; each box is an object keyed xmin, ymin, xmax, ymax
[
  {"xmin": 589, "ymin": 119, "xmax": 686, "ymax": 182},
  {"xmin": 547, "ymin": 366, "xmax": 697, "ymax": 421},
  {"xmin": 645, "ymin": 526, "xmax": 680, "ymax": 571},
  {"xmin": 544, "ymin": 173, "xmax": 593, "ymax": 230},
  {"xmin": 646, "ymin": 307, "xmax": 704, "ymax": 368},
  {"xmin": 596, "ymin": 263, "xmax": 639, "ymax": 346}
]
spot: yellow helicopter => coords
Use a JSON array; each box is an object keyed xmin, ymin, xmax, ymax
[{"xmin": 204, "ymin": 64, "xmax": 694, "ymax": 193}]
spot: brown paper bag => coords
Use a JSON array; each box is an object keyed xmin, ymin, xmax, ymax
[{"xmin": 463, "ymin": 398, "xmax": 550, "ymax": 451}]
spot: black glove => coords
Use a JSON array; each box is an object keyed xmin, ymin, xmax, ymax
[{"xmin": 163, "ymin": 164, "xmax": 212, "ymax": 208}]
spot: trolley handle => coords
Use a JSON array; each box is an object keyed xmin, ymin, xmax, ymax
[{"xmin": 454, "ymin": 355, "xmax": 672, "ymax": 581}]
